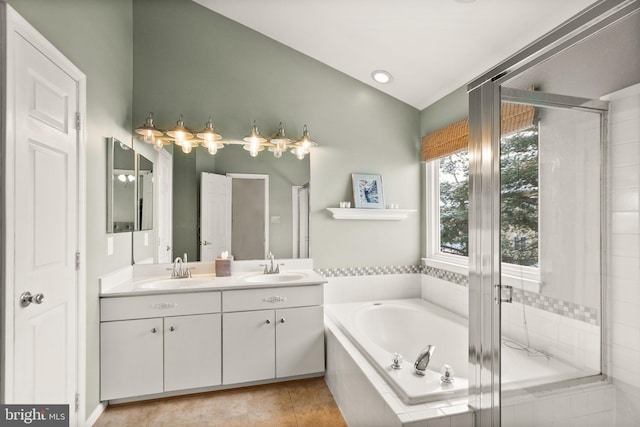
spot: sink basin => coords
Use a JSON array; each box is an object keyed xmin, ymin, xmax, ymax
[
  {"xmin": 134, "ymin": 277, "xmax": 212, "ymax": 290},
  {"xmin": 242, "ymin": 272, "xmax": 308, "ymax": 284}
]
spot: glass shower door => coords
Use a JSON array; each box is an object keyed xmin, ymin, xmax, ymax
[{"xmin": 498, "ymin": 88, "xmax": 607, "ymax": 423}]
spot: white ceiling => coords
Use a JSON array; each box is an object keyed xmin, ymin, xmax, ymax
[{"xmin": 194, "ymin": 0, "xmax": 596, "ymax": 110}]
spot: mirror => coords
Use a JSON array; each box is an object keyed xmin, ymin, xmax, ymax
[
  {"xmin": 107, "ymin": 138, "xmax": 136, "ymax": 233},
  {"xmin": 137, "ymin": 154, "xmax": 153, "ymax": 231},
  {"xmin": 132, "ymin": 143, "xmax": 310, "ymax": 263}
]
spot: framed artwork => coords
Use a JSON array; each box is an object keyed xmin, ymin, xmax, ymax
[{"xmin": 352, "ymin": 173, "xmax": 384, "ymax": 209}]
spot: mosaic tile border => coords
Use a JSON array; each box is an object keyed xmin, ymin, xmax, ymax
[
  {"xmin": 315, "ymin": 265, "xmax": 422, "ymax": 277},
  {"xmin": 422, "ymin": 263, "xmax": 599, "ymax": 325},
  {"xmin": 316, "ymin": 263, "xmax": 598, "ymax": 325}
]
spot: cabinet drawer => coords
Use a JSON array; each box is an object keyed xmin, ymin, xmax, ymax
[
  {"xmin": 101, "ymin": 291, "xmax": 221, "ymax": 321},
  {"xmin": 223, "ymin": 285, "xmax": 323, "ymax": 312}
]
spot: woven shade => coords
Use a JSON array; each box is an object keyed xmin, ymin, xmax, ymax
[{"xmin": 421, "ymin": 102, "xmax": 536, "ymax": 162}]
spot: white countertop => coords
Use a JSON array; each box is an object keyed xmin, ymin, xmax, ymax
[{"xmin": 99, "ymin": 259, "xmax": 327, "ymax": 297}]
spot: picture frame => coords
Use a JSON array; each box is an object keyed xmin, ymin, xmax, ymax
[{"xmin": 351, "ymin": 173, "xmax": 384, "ymax": 209}]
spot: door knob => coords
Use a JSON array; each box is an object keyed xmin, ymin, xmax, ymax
[
  {"xmin": 280, "ymin": 318, "xmax": 286, "ymax": 323},
  {"xmin": 201, "ymin": 240, "xmax": 211, "ymax": 246},
  {"xmin": 20, "ymin": 291, "xmax": 44, "ymax": 307}
]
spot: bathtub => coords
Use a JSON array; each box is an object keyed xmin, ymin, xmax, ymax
[
  {"xmin": 325, "ymin": 298, "xmax": 469, "ymax": 404},
  {"xmin": 325, "ymin": 298, "xmax": 593, "ymax": 406}
]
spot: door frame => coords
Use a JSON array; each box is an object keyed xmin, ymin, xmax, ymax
[
  {"xmin": 0, "ymin": 3, "xmax": 87, "ymax": 424},
  {"xmin": 467, "ymin": 1, "xmax": 638, "ymax": 425}
]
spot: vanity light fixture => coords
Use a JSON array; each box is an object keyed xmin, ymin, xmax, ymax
[
  {"xmin": 135, "ymin": 113, "xmax": 317, "ymax": 159},
  {"xmin": 242, "ymin": 121, "xmax": 268, "ymax": 158},
  {"xmin": 197, "ymin": 117, "xmax": 224, "ymax": 155},
  {"xmin": 371, "ymin": 69, "xmax": 393, "ymax": 84}
]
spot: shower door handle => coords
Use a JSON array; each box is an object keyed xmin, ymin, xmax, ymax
[{"xmin": 494, "ymin": 284, "xmax": 513, "ymax": 304}]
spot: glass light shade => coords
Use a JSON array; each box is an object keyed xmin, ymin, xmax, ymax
[
  {"xmin": 166, "ymin": 115, "xmax": 194, "ymax": 142},
  {"xmin": 135, "ymin": 113, "xmax": 163, "ymax": 143},
  {"xmin": 243, "ymin": 121, "xmax": 267, "ymax": 144},
  {"xmin": 295, "ymin": 124, "xmax": 317, "ymax": 152},
  {"xmin": 153, "ymin": 139, "xmax": 165, "ymax": 152},
  {"xmin": 290, "ymin": 146, "xmax": 307, "ymax": 160},
  {"xmin": 270, "ymin": 122, "xmax": 293, "ymax": 148},
  {"xmin": 196, "ymin": 117, "xmax": 223, "ymax": 144},
  {"xmin": 181, "ymin": 140, "xmax": 193, "ymax": 154}
]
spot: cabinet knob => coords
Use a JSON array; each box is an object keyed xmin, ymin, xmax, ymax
[
  {"xmin": 280, "ymin": 318, "xmax": 286, "ymax": 323},
  {"xmin": 151, "ymin": 327, "xmax": 158, "ymax": 334},
  {"xmin": 265, "ymin": 319, "xmax": 271, "ymax": 324},
  {"xmin": 169, "ymin": 326, "xmax": 176, "ymax": 332}
]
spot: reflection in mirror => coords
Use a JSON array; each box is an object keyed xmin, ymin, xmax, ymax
[
  {"xmin": 137, "ymin": 154, "xmax": 153, "ymax": 231},
  {"xmin": 132, "ymin": 143, "xmax": 310, "ymax": 264},
  {"xmin": 107, "ymin": 138, "xmax": 136, "ymax": 233}
]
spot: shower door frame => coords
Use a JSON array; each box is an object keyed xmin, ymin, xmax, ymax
[{"xmin": 466, "ymin": 1, "xmax": 639, "ymax": 425}]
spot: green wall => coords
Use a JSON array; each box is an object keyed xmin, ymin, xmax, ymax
[
  {"xmin": 133, "ymin": 0, "xmax": 422, "ymax": 269},
  {"xmin": 4, "ymin": 0, "xmax": 427, "ymax": 419},
  {"xmin": 6, "ymin": 0, "xmax": 134, "ymax": 416}
]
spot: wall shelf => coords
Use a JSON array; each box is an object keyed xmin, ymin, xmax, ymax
[{"xmin": 326, "ymin": 208, "xmax": 416, "ymax": 221}]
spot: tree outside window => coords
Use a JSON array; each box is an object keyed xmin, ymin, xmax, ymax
[{"xmin": 438, "ymin": 126, "xmax": 539, "ymax": 267}]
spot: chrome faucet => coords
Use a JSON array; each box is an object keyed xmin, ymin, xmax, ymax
[
  {"xmin": 261, "ymin": 251, "xmax": 283, "ymax": 274},
  {"xmin": 414, "ymin": 345, "xmax": 436, "ymax": 376},
  {"xmin": 171, "ymin": 256, "xmax": 191, "ymax": 279}
]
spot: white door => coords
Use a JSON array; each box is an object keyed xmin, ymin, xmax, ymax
[
  {"xmin": 200, "ymin": 172, "xmax": 231, "ymax": 262},
  {"xmin": 6, "ymin": 8, "xmax": 83, "ymax": 419},
  {"xmin": 157, "ymin": 149, "xmax": 173, "ymax": 263}
]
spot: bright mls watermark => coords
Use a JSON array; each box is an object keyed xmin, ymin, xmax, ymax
[{"xmin": 1, "ymin": 405, "xmax": 68, "ymax": 426}]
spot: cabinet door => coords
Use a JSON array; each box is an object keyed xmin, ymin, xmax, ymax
[
  {"xmin": 164, "ymin": 313, "xmax": 222, "ymax": 392},
  {"xmin": 222, "ymin": 310, "xmax": 275, "ymax": 384},
  {"xmin": 100, "ymin": 318, "xmax": 163, "ymax": 400},
  {"xmin": 276, "ymin": 306, "xmax": 325, "ymax": 378}
]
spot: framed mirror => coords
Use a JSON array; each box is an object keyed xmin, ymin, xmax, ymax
[
  {"xmin": 136, "ymin": 154, "xmax": 153, "ymax": 231},
  {"xmin": 107, "ymin": 138, "xmax": 136, "ymax": 233},
  {"xmin": 131, "ymin": 144, "xmax": 310, "ymax": 264}
]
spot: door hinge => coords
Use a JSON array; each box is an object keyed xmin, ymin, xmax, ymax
[
  {"xmin": 75, "ymin": 392, "xmax": 80, "ymax": 412},
  {"xmin": 75, "ymin": 112, "xmax": 81, "ymax": 131},
  {"xmin": 75, "ymin": 252, "xmax": 81, "ymax": 271}
]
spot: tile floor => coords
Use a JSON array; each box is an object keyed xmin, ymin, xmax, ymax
[{"xmin": 93, "ymin": 377, "xmax": 347, "ymax": 427}]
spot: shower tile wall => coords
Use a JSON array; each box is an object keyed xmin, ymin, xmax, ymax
[{"xmin": 604, "ymin": 83, "xmax": 640, "ymax": 424}]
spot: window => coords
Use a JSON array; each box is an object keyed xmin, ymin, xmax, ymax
[{"xmin": 427, "ymin": 125, "xmax": 539, "ymax": 269}]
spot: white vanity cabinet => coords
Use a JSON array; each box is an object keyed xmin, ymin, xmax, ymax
[
  {"xmin": 222, "ymin": 285, "xmax": 324, "ymax": 385},
  {"xmin": 100, "ymin": 292, "xmax": 222, "ymax": 400}
]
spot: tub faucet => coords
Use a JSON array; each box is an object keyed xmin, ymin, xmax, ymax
[{"xmin": 414, "ymin": 345, "xmax": 436, "ymax": 376}]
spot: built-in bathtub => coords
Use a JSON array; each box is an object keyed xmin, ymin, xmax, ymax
[{"xmin": 326, "ymin": 298, "xmax": 598, "ymax": 408}]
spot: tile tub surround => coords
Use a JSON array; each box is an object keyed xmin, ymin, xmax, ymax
[{"xmin": 325, "ymin": 316, "xmax": 473, "ymax": 427}]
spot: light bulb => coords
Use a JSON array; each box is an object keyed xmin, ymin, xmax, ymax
[
  {"xmin": 204, "ymin": 134, "xmax": 214, "ymax": 146},
  {"xmin": 296, "ymin": 150, "xmax": 305, "ymax": 160},
  {"xmin": 249, "ymin": 145, "xmax": 259, "ymax": 157},
  {"xmin": 182, "ymin": 141, "xmax": 192, "ymax": 154},
  {"xmin": 143, "ymin": 130, "xmax": 154, "ymax": 143},
  {"xmin": 153, "ymin": 140, "xmax": 163, "ymax": 152},
  {"xmin": 273, "ymin": 148, "xmax": 283, "ymax": 158},
  {"xmin": 175, "ymin": 131, "xmax": 185, "ymax": 143},
  {"xmin": 208, "ymin": 144, "xmax": 218, "ymax": 155}
]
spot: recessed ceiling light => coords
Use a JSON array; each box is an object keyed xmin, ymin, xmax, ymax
[{"xmin": 371, "ymin": 70, "xmax": 393, "ymax": 84}]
